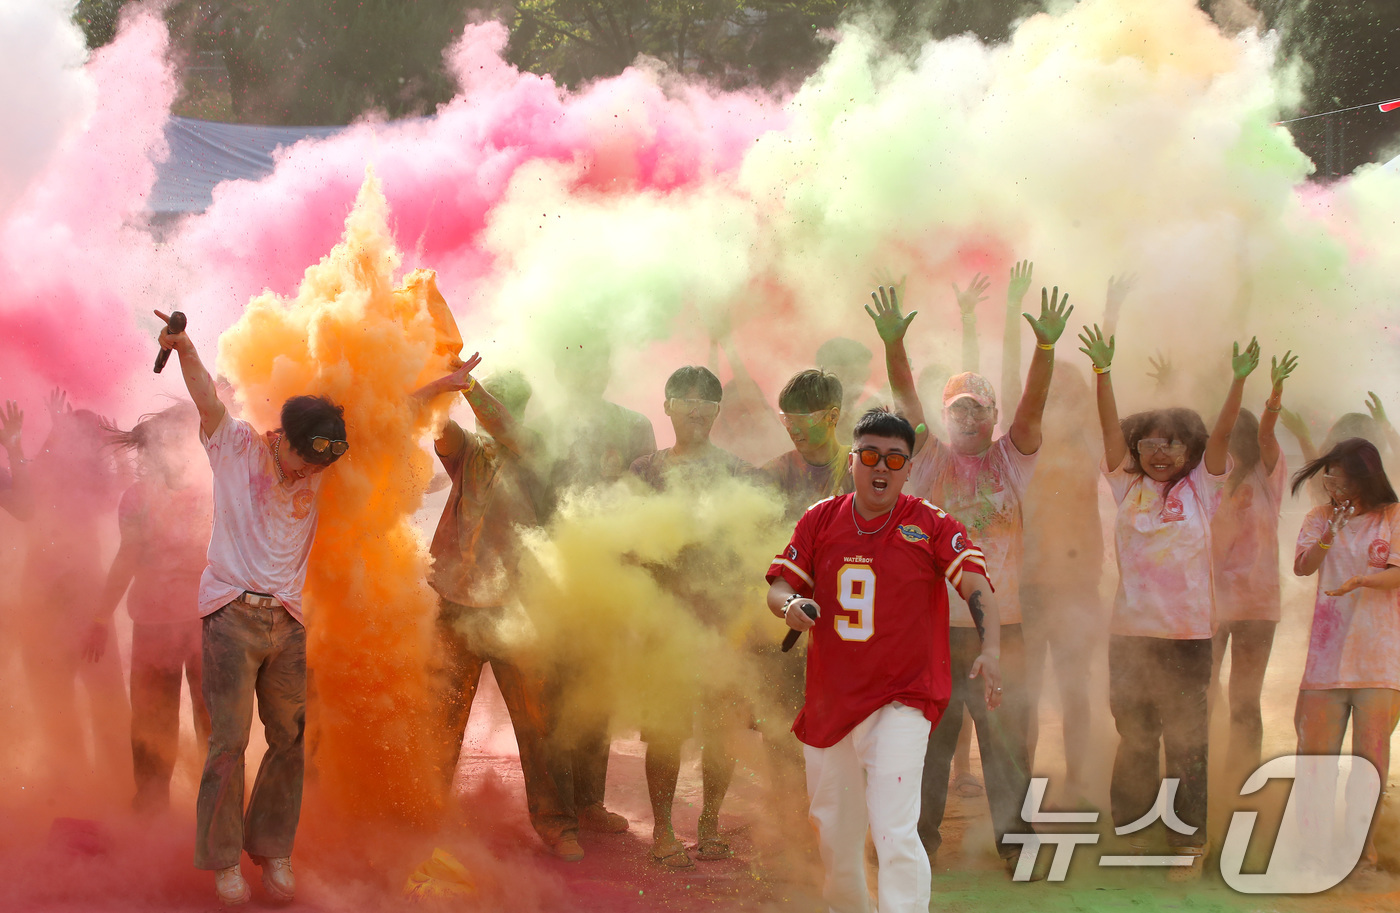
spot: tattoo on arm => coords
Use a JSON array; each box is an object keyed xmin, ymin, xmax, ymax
[{"xmin": 967, "ymin": 589, "xmax": 987, "ymax": 641}]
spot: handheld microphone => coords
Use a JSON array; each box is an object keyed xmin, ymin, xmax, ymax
[
  {"xmin": 154, "ymin": 311, "xmax": 186, "ymax": 373},
  {"xmin": 780, "ymin": 602, "xmax": 819, "ymax": 653}
]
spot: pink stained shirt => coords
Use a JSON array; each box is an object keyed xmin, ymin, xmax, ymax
[
  {"xmin": 907, "ymin": 434, "xmax": 1037, "ymax": 627},
  {"xmin": 1105, "ymin": 456, "xmax": 1230, "ymax": 640},
  {"xmin": 118, "ymin": 478, "xmax": 214, "ymax": 625},
  {"xmin": 198, "ymin": 415, "xmax": 323, "ymax": 624},
  {"xmin": 1296, "ymin": 503, "xmax": 1400, "ymax": 691},
  {"xmin": 1211, "ymin": 456, "xmax": 1286, "ymax": 623}
]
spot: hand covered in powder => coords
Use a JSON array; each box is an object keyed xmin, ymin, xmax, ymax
[
  {"xmin": 1022, "ymin": 285, "xmax": 1072, "ymax": 346},
  {"xmin": 0, "ymin": 400, "xmax": 21, "ymax": 452},
  {"xmin": 865, "ymin": 286, "xmax": 917, "ymax": 345},
  {"xmin": 1366, "ymin": 391, "xmax": 1389, "ymax": 427},
  {"xmin": 953, "ymin": 273, "xmax": 990, "ymax": 317},
  {"xmin": 1076, "ymin": 324, "xmax": 1114, "ymax": 371},
  {"xmin": 1231, "ymin": 337, "xmax": 1261, "ymax": 380},
  {"xmin": 1326, "ymin": 575, "xmax": 1370, "ymax": 597},
  {"xmin": 1007, "ymin": 260, "xmax": 1033, "ymax": 304},
  {"xmin": 45, "ymin": 387, "xmax": 70, "ymax": 419}
]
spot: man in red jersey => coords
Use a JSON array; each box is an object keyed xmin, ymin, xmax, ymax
[{"xmin": 766, "ymin": 407, "xmax": 1003, "ymax": 913}]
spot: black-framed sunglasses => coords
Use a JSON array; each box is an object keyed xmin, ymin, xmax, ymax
[
  {"xmin": 855, "ymin": 448, "xmax": 909, "ymax": 471},
  {"xmin": 310, "ymin": 436, "xmax": 349, "ymax": 456}
]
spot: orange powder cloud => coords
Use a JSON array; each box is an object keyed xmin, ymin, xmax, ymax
[{"xmin": 217, "ymin": 170, "xmax": 458, "ymax": 829}]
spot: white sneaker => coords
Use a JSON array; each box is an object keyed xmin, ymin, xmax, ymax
[
  {"xmin": 214, "ymin": 865, "xmax": 251, "ymax": 906},
  {"xmin": 256, "ymin": 855, "xmax": 295, "ymax": 902}
]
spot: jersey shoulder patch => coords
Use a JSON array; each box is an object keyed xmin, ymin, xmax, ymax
[{"xmin": 803, "ymin": 494, "xmax": 838, "ymax": 514}]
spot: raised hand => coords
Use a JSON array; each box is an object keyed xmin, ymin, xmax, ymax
[
  {"xmin": 1232, "ymin": 337, "xmax": 1261, "ymax": 380},
  {"xmin": 1007, "ymin": 260, "xmax": 1033, "ymax": 304},
  {"xmin": 153, "ymin": 309, "xmax": 191, "ymax": 356},
  {"xmin": 1328, "ymin": 502, "xmax": 1355, "ymax": 535},
  {"xmin": 1279, "ymin": 407, "xmax": 1309, "ymax": 441},
  {"xmin": 953, "ymin": 273, "xmax": 991, "ymax": 317},
  {"xmin": 1147, "ymin": 350, "xmax": 1174, "ymax": 388},
  {"xmin": 1366, "ymin": 391, "xmax": 1389, "ymax": 426},
  {"xmin": 1271, "ymin": 351, "xmax": 1299, "ymax": 389},
  {"xmin": 45, "ymin": 387, "xmax": 71, "ymax": 419},
  {"xmin": 0, "ymin": 401, "xmax": 21, "ymax": 451},
  {"xmin": 1022, "ymin": 286, "xmax": 1072, "ymax": 346},
  {"xmin": 865, "ymin": 286, "xmax": 918, "ymax": 345},
  {"xmin": 1103, "ymin": 273, "xmax": 1136, "ymax": 325},
  {"xmin": 443, "ymin": 352, "xmax": 485, "ymax": 392},
  {"xmin": 1076, "ymin": 324, "xmax": 1114, "ymax": 372}
]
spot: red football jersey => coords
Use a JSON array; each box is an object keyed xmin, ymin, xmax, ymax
[{"xmin": 767, "ymin": 492, "xmax": 991, "ymax": 748}]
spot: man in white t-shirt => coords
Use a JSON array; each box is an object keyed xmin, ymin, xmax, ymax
[
  {"xmin": 865, "ymin": 284, "xmax": 1070, "ymax": 874},
  {"xmin": 156, "ymin": 311, "xmax": 347, "ymax": 907}
]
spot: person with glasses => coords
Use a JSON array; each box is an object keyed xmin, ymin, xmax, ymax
[
  {"xmin": 866, "ymin": 281, "xmax": 1071, "ymax": 875},
  {"xmin": 766, "ymin": 407, "xmax": 1001, "ymax": 913},
  {"xmin": 629, "ymin": 365, "xmax": 751, "ymax": 868},
  {"xmin": 1291, "ymin": 437, "xmax": 1400, "ymax": 876},
  {"xmin": 1078, "ymin": 324, "xmax": 1258, "ymax": 878},
  {"xmin": 413, "ymin": 359, "xmax": 583, "ymax": 861},
  {"xmin": 155, "ymin": 309, "xmax": 347, "ymax": 906}
]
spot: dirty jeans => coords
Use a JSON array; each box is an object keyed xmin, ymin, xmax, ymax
[
  {"xmin": 194, "ymin": 599, "xmax": 306, "ymax": 870},
  {"xmin": 434, "ymin": 600, "xmax": 574, "ymax": 842},
  {"xmin": 131, "ymin": 620, "xmax": 211, "ymax": 812}
]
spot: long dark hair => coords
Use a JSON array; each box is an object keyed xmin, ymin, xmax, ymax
[
  {"xmin": 1226, "ymin": 408, "xmax": 1261, "ymax": 493},
  {"xmin": 1120, "ymin": 408, "xmax": 1208, "ymax": 488},
  {"xmin": 103, "ymin": 402, "xmax": 199, "ymax": 477},
  {"xmin": 1291, "ymin": 437, "xmax": 1398, "ymax": 510}
]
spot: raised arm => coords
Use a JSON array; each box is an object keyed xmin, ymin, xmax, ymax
[
  {"xmin": 1078, "ymin": 324, "xmax": 1126, "ymax": 470},
  {"xmin": 1008, "ymin": 286, "xmax": 1072, "ymax": 457},
  {"xmin": 1206, "ymin": 338, "xmax": 1260, "ymax": 476},
  {"xmin": 412, "ymin": 354, "xmax": 539, "ymax": 458},
  {"xmin": 0, "ymin": 400, "xmax": 31, "ymax": 520},
  {"xmin": 954, "ymin": 569, "xmax": 1002, "ymax": 709},
  {"xmin": 155, "ymin": 309, "xmax": 225, "ymax": 438},
  {"xmin": 865, "ymin": 286, "xmax": 929, "ymax": 454},
  {"xmin": 1259, "ymin": 351, "xmax": 1298, "ymax": 475},
  {"xmin": 1000, "ymin": 260, "xmax": 1034, "ymax": 422},
  {"xmin": 1365, "ymin": 393, "xmax": 1400, "ymax": 464},
  {"xmin": 1101, "ymin": 273, "xmax": 1134, "ymax": 339},
  {"xmin": 953, "ymin": 273, "xmax": 989, "ymax": 374}
]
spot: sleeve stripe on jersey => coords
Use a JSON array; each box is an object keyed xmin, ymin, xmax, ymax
[
  {"xmin": 772, "ymin": 558, "xmax": 815, "ymax": 589},
  {"xmin": 944, "ymin": 547, "xmax": 990, "ymax": 591}
]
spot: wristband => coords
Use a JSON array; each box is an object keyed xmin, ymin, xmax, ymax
[
  {"xmin": 1037, "ymin": 342, "xmax": 1054, "ymax": 351},
  {"xmin": 1265, "ymin": 402, "xmax": 1282, "ymax": 413},
  {"xmin": 1092, "ymin": 365, "xmax": 1110, "ymax": 375},
  {"xmin": 463, "ymin": 376, "xmax": 477, "ymax": 394},
  {"xmin": 1319, "ymin": 540, "xmax": 1331, "ymax": 550}
]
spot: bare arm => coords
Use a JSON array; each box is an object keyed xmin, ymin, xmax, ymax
[
  {"xmin": 1000, "ymin": 260, "xmax": 1033, "ymax": 423},
  {"xmin": 1259, "ymin": 352, "xmax": 1298, "ymax": 475},
  {"xmin": 1101, "ymin": 274, "xmax": 1133, "ymax": 339},
  {"xmin": 953, "ymin": 570, "xmax": 1002, "ymax": 709},
  {"xmin": 866, "ymin": 286, "xmax": 929, "ymax": 454},
  {"xmin": 414, "ymin": 354, "xmax": 537, "ymax": 458},
  {"xmin": 953, "ymin": 274, "xmax": 989, "ymax": 374},
  {"xmin": 1327, "ymin": 565, "xmax": 1400, "ymax": 596},
  {"xmin": 83, "ymin": 539, "xmax": 138, "ymax": 663},
  {"xmin": 1206, "ymin": 338, "xmax": 1260, "ymax": 476},
  {"xmin": 766, "ymin": 578, "xmax": 819, "ymax": 630},
  {"xmin": 1296, "ymin": 505, "xmax": 1353, "ymax": 576},
  {"xmin": 155, "ymin": 310, "xmax": 225, "ymax": 438},
  {"xmin": 1008, "ymin": 286, "xmax": 1072, "ymax": 456},
  {"xmin": 0, "ymin": 400, "xmax": 31, "ymax": 520},
  {"xmin": 1078, "ymin": 324, "xmax": 1126, "ymax": 470}
]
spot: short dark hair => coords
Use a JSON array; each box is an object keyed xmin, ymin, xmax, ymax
[
  {"xmin": 281, "ymin": 395, "xmax": 346, "ymax": 465},
  {"xmin": 778, "ymin": 369, "xmax": 843, "ymax": 413},
  {"xmin": 1291, "ymin": 437, "xmax": 1398, "ymax": 507},
  {"xmin": 1120, "ymin": 408, "xmax": 1208, "ymax": 488},
  {"xmin": 852, "ymin": 407, "xmax": 914, "ymax": 452},
  {"xmin": 664, "ymin": 365, "xmax": 722, "ymax": 402}
]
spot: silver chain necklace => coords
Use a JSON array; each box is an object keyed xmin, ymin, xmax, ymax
[{"xmin": 851, "ymin": 497, "xmax": 895, "ymax": 536}]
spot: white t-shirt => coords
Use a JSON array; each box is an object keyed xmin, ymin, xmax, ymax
[
  {"xmin": 198, "ymin": 415, "xmax": 323, "ymax": 624},
  {"xmin": 1105, "ymin": 456, "xmax": 1230, "ymax": 640},
  {"xmin": 908, "ymin": 434, "xmax": 1037, "ymax": 627}
]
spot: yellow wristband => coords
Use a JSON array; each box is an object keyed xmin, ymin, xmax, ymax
[
  {"xmin": 1037, "ymin": 342, "xmax": 1054, "ymax": 351},
  {"xmin": 1093, "ymin": 365, "xmax": 1110, "ymax": 375},
  {"xmin": 1318, "ymin": 540, "xmax": 1331, "ymax": 550},
  {"xmin": 464, "ymin": 376, "xmax": 477, "ymax": 393}
]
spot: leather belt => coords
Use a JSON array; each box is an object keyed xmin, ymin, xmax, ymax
[{"xmin": 238, "ymin": 591, "xmax": 282, "ymax": 609}]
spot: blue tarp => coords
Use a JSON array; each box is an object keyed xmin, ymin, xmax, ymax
[{"xmin": 150, "ymin": 116, "xmax": 344, "ymax": 216}]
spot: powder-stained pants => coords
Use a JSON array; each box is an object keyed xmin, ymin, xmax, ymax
[
  {"xmin": 1108, "ymin": 635, "xmax": 1210, "ymax": 848},
  {"xmin": 805, "ymin": 702, "xmax": 932, "ymax": 913},
  {"xmin": 434, "ymin": 600, "xmax": 574, "ymax": 843},
  {"xmin": 194, "ymin": 600, "xmax": 306, "ymax": 870},
  {"xmin": 920, "ymin": 624, "xmax": 1032, "ymax": 858},
  {"xmin": 131, "ymin": 620, "xmax": 210, "ymax": 812}
]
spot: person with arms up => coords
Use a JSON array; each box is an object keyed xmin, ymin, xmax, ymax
[
  {"xmin": 766, "ymin": 407, "xmax": 1001, "ymax": 913},
  {"xmin": 155, "ymin": 309, "xmax": 349, "ymax": 906},
  {"xmin": 867, "ymin": 280, "xmax": 1071, "ymax": 872}
]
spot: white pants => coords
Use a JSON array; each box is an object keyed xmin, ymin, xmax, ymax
[{"xmin": 804, "ymin": 702, "xmax": 933, "ymax": 913}]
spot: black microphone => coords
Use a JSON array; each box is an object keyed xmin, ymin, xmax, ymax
[
  {"xmin": 781, "ymin": 602, "xmax": 819, "ymax": 653},
  {"xmin": 154, "ymin": 311, "xmax": 186, "ymax": 373}
]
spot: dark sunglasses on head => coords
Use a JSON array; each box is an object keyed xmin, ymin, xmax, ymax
[
  {"xmin": 855, "ymin": 448, "xmax": 908, "ymax": 471},
  {"xmin": 310, "ymin": 436, "xmax": 349, "ymax": 456}
]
